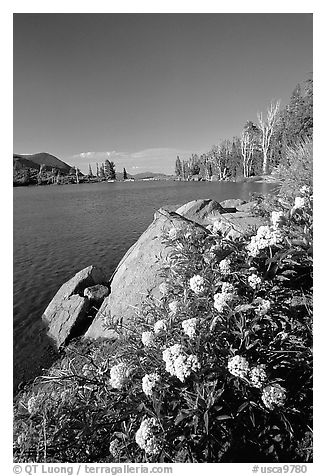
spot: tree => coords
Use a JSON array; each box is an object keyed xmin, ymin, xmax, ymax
[
  {"xmin": 257, "ymin": 100, "xmax": 281, "ymax": 174},
  {"xmin": 96, "ymin": 163, "xmax": 99, "ymax": 177},
  {"xmin": 175, "ymin": 156, "xmax": 182, "ymax": 177},
  {"xmin": 88, "ymin": 164, "xmax": 94, "ymax": 177},
  {"xmin": 104, "ymin": 159, "xmax": 110, "ymax": 178},
  {"xmin": 75, "ymin": 166, "xmax": 80, "ymax": 184},
  {"xmin": 108, "ymin": 161, "xmax": 116, "ymax": 180},
  {"xmin": 240, "ymin": 122, "xmax": 260, "ymax": 178},
  {"xmin": 99, "ymin": 164, "xmax": 105, "ymax": 179},
  {"xmin": 123, "ymin": 167, "xmax": 128, "ymax": 180}
]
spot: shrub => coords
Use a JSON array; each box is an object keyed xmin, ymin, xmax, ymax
[{"xmin": 14, "ymin": 188, "xmax": 313, "ymax": 463}]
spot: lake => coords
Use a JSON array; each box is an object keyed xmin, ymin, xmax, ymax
[{"xmin": 13, "ymin": 180, "xmax": 278, "ymax": 391}]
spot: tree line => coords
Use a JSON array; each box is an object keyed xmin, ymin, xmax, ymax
[{"xmin": 175, "ymin": 78, "xmax": 313, "ymax": 180}]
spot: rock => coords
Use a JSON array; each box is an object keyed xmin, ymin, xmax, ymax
[
  {"xmin": 44, "ymin": 295, "xmax": 90, "ymax": 348},
  {"xmin": 84, "ymin": 284, "xmax": 109, "ymax": 303},
  {"xmin": 175, "ymin": 199, "xmax": 225, "ymax": 225},
  {"xmin": 84, "ymin": 209, "xmax": 210, "ymax": 340},
  {"xmin": 220, "ymin": 199, "xmax": 246, "ymax": 209},
  {"xmin": 211, "ymin": 210, "xmax": 267, "ymax": 240},
  {"xmin": 43, "ymin": 265, "xmax": 108, "ymax": 347}
]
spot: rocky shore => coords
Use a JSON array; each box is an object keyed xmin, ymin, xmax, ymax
[{"xmin": 42, "ymin": 197, "xmax": 267, "ymax": 350}]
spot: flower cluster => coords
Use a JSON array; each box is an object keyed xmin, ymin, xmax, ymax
[
  {"xmin": 249, "ymin": 365, "xmax": 268, "ymax": 388},
  {"xmin": 189, "ymin": 275, "xmax": 205, "ymax": 295},
  {"xmin": 142, "ymin": 331, "xmax": 155, "ymax": 347},
  {"xmin": 213, "ymin": 282, "xmax": 236, "ymax": 312},
  {"xmin": 159, "ymin": 282, "xmax": 169, "ymax": 296},
  {"xmin": 247, "ymin": 225, "xmax": 281, "ymax": 257},
  {"xmin": 168, "ymin": 300, "xmax": 180, "ymax": 316},
  {"xmin": 109, "ymin": 363, "xmax": 130, "ymax": 390},
  {"xmin": 109, "ymin": 438, "xmax": 121, "ymax": 457},
  {"xmin": 270, "ymin": 211, "xmax": 286, "ymax": 229},
  {"xmin": 261, "ymin": 384, "xmax": 287, "ymax": 410},
  {"xmin": 293, "ymin": 196, "xmax": 306, "ymax": 210},
  {"xmin": 27, "ymin": 395, "xmax": 39, "ymax": 415},
  {"xmin": 254, "ymin": 297, "xmax": 271, "ymax": 316},
  {"xmin": 182, "ymin": 318, "xmax": 197, "ymax": 338},
  {"xmin": 248, "ymin": 274, "xmax": 262, "ymax": 289},
  {"xmin": 227, "ymin": 355, "xmax": 250, "ymax": 379},
  {"xmin": 153, "ymin": 319, "xmax": 167, "ymax": 335},
  {"xmin": 135, "ymin": 417, "xmax": 161, "ymax": 455},
  {"xmin": 142, "ymin": 372, "xmax": 160, "ymax": 397},
  {"xmin": 218, "ymin": 257, "xmax": 232, "ymax": 275},
  {"xmin": 162, "ymin": 344, "xmax": 200, "ymax": 382},
  {"xmin": 211, "ymin": 220, "xmax": 225, "ymax": 235}
]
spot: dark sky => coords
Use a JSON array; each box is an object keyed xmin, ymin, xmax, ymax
[{"xmin": 13, "ymin": 13, "xmax": 312, "ymax": 173}]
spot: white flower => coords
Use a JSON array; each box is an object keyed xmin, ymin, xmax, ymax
[
  {"xmin": 219, "ymin": 258, "xmax": 231, "ymax": 274},
  {"xmin": 142, "ymin": 331, "xmax": 155, "ymax": 347},
  {"xmin": 17, "ymin": 433, "xmax": 26, "ymax": 446},
  {"xmin": 81, "ymin": 363, "xmax": 94, "ymax": 377},
  {"xmin": 153, "ymin": 319, "xmax": 167, "ymax": 335},
  {"xmin": 261, "ymin": 384, "xmax": 286, "ymax": 410},
  {"xmin": 270, "ymin": 211, "xmax": 286, "ymax": 228},
  {"xmin": 189, "ymin": 275, "xmax": 205, "ymax": 295},
  {"xmin": 213, "ymin": 292, "xmax": 234, "ymax": 312},
  {"xmin": 27, "ymin": 395, "xmax": 39, "ymax": 415},
  {"xmin": 109, "ymin": 438, "xmax": 121, "ymax": 457},
  {"xmin": 293, "ymin": 196, "xmax": 306, "ymax": 210},
  {"xmin": 248, "ymin": 274, "xmax": 262, "ymax": 289},
  {"xmin": 182, "ymin": 318, "xmax": 197, "ymax": 338},
  {"xmin": 227, "ymin": 355, "xmax": 249, "ymax": 379},
  {"xmin": 254, "ymin": 298, "xmax": 271, "ymax": 316},
  {"xmin": 168, "ymin": 227, "xmax": 178, "ymax": 240},
  {"xmin": 247, "ymin": 225, "xmax": 281, "ymax": 257},
  {"xmin": 249, "ymin": 365, "xmax": 268, "ymax": 388},
  {"xmin": 168, "ymin": 300, "xmax": 179, "ymax": 316},
  {"xmin": 221, "ymin": 282, "xmax": 235, "ymax": 294},
  {"xmin": 159, "ymin": 282, "xmax": 169, "ymax": 296},
  {"xmin": 109, "ymin": 363, "xmax": 130, "ymax": 389},
  {"xmin": 299, "ymin": 185, "xmax": 310, "ymax": 195},
  {"xmin": 162, "ymin": 344, "xmax": 200, "ymax": 382},
  {"xmin": 142, "ymin": 372, "xmax": 160, "ymax": 396},
  {"xmin": 135, "ymin": 418, "xmax": 160, "ymax": 455},
  {"xmin": 212, "ymin": 220, "xmax": 225, "ymax": 235}
]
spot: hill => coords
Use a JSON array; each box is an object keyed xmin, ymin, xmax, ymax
[
  {"xmin": 13, "ymin": 153, "xmax": 71, "ymax": 173},
  {"xmin": 132, "ymin": 171, "xmax": 170, "ymax": 180}
]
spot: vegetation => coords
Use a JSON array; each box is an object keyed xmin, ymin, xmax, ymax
[
  {"xmin": 14, "ymin": 142, "xmax": 313, "ymax": 462},
  {"xmin": 175, "ymin": 77, "xmax": 312, "ymax": 181}
]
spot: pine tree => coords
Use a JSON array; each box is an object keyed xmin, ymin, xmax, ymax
[
  {"xmin": 123, "ymin": 167, "xmax": 128, "ymax": 180},
  {"xmin": 88, "ymin": 164, "xmax": 93, "ymax": 177},
  {"xmin": 107, "ymin": 161, "xmax": 116, "ymax": 180},
  {"xmin": 96, "ymin": 163, "xmax": 99, "ymax": 177},
  {"xmin": 175, "ymin": 156, "xmax": 182, "ymax": 177}
]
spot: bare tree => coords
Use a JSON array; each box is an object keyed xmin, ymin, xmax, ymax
[
  {"xmin": 240, "ymin": 131, "xmax": 254, "ymax": 178},
  {"xmin": 257, "ymin": 100, "xmax": 281, "ymax": 175}
]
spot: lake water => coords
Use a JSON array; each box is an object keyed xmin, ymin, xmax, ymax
[{"xmin": 13, "ymin": 180, "xmax": 278, "ymax": 390}]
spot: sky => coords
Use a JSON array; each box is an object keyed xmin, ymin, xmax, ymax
[{"xmin": 13, "ymin": 13, "xmax": 312, "ymax": 174}]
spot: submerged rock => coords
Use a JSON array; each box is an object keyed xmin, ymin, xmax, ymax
[{"xmin": 84, "ymin": 284, "xmax": 109, "ymax": 303}]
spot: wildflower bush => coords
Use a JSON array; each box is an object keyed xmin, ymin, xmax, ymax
[{"xmin": 14, "ymin": 187, "xmax": 313, "ymax": 463}]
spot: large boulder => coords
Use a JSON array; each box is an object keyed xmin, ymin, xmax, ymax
[
  {"xmin": 175, "ymin": 199, "xmax": 225, "ymax": 225},
  {"xmin": 43, "ymin": 265, "xmax": 108, "ymax": 347},
  {"xmin": 84, "ymin": 209, "xmax": 210, "ymax": 340}
]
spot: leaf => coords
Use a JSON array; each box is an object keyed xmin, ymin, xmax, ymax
[
  {"xmin": 175, "ymin": 411, "xmax": 190, "ymax": 425},
  {"xmin": 216, "ymin": 415, "xmax": 232, "ymax": 421},
  {"xmin": 204, "ymin": 411, "xmax": 209, "ymax": 433},
  {"xmin": 237, "ymin": 402, "xmax": 249, "ymax": 414}
]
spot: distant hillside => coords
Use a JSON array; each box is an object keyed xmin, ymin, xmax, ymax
[
  {"xmin": 132, "ymin": 171, "xmax": 170, "ymax": 179},
  {"xmin": 13, "ymin": 153, "xmax": 71, "ymax": 173}
]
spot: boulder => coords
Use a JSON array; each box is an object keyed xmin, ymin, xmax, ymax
[
  {"xmin": 211, "ymin": 210, "xmax": 267, "ymax": 240},
  {"xmin": 44, "ymin": 295, "xmax": 90, "ymax": 348},
  {"xmin": 84, "ymin": 209, "xmax": 210, "ymax": 340},
  {"xmin": 84, "ymin": 284, "xmax": 109, "ymax": 303},
  {"xmin": 220, "ymin": 199, "xmax": 246, "ymax": 209},
  {"xmin": 175, "ymin": 199, "xmax": 225, "ymax": 225},
  {"xmin": 43, "ymin": 265, "xmax": 108, "ymax": 347}
]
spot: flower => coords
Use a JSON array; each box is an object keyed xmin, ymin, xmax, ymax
[
  {"xmin": 182, "ymin": 318, "xmax": 197, "ymax": 338},
  {"xmin": 261, "ymin": 384, "xmax": 286, "ymax": 410},
  {"xmin": 16, "ymin": 433, "xmax": 26, "ymax": 446},
  {"xmin": 219, "ymin": 257, "xmax": 232, "ymax": 274},
  {"xmin": 109, "ymin": 438, "xmax": 121, "ymax": 457},
  {"xmin": 168, "ymin": 300, "xmax": 180, "ymax": 316},
  {"xmin": 159, "ymin": 282, "xmax": 169, "ymax": 296},
  {"xmin": 109, "ymin": 363, "xmax": 130, "ymax": 390},
  {"xmin": 212, "ymin": 220, "xmax": 225, "ymax": 235},
  {"xmin": 153, "ymin": 319, "xmax": 167, "ymax": 335},
  {"xmin": 249, "ymin": 365, "xmax": 268, "ymax": 388},
  {"xmin": 142, "ymin": 331, "xmax": 155, "ymax": 347},
  {"xmin": 81, "ymin": 363, "xmax": 94, "ymax": 377},
  {"xmin": 162, "ymin": 344, "xmax": 200, "ymax": 382},
  {"xmin": 27, "ymin": 395, "xmax": 39, "ymax": 415},
  {"xmin": 227, "ymin": 355, "xmax": 249, "ymax": 379},
  {"xmin": 293, "ymin": 196, "xmax": 306, "ymax": 210},
  {"xmin": 189, "ymin": 275, "xmax": 205, "ymax": 295},
  {"xmin": 142, "ymin": 372, "xmax": 160, "ymax": 396},
  {"xmin": 270, "ymin": 211, "xmax": 286, "ymax": 228},
  {"xmin": 300, "ymin": 185, "xmax": 311, "ymax": 195},
  {"xmin": 248, "ymin": 274, "xmax": 262, "ymax": 289},
  {"xmin": 135, "ymin": 418, "xmax": 160, "ymax": 455},
  {"xmin": 168, "ymin": 227, "xmax": 179, "ymax": 240},
  {"xmin": 213, "ymin": 283, "xmax": 236, "ymax": 312},
  {"xmin": 221, "ymin": 282, "xmax": 235, "ymax": 294},
  {"xmin": 254, "ymin": 297, "xmax": 271, "ymax": 316},
  {"xmin": 247, "ymin": 225, "xmax": 281, "ymax": 257}
]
